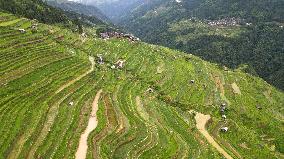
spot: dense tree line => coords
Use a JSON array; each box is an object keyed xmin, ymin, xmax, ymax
[
  {"xmin": 46, "ymin": 0, "xmax": 110, "ymax": 23},
  {"xmin": 0, "ymin": 0, "xmax": 70, "ymax": 24},
  {"xmin": 176, "ymin": 24, "xmax": 284, "ymax": 90},
  {"xmin": 181, "ymin": 0, "xmax": 284, "ymax": 22},
  {"xmin": 0, "ymin": 0, "xmax": 108, "ymax": 28}
]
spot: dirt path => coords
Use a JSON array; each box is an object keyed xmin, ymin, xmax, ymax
[
  {"xmin": 27, "ymin": 56, "xmax": 95, "ymax": 159},
  {"xmin": 211, "ymin": 74, "xmax": 230, "ymax": 105},
  {"xmin": 75, "ymin": 89, "xmax": 103, "ymax": 159},
  {"xmin": 231, "ymin": 82, "xmax": 241, "ymax": 95},
  {"xmin": 56, "ymin": 56, "xmax": 95, "ymax": 94},
  {"xmin": 135, "ymin": 96, "xmax": 149, "ymax": 121},
  {"xmin": 195, "ymin": 113, "xmax": 233, "ymax": 159},
  {"xmin": 212, "ymin": 121, "xmax": 243, "ymax": 159},
  {"xmin": 156, "ymin": 62, "xmax": 165, "ymax": 74},
  {"xmin": 213, "ymin": 75, "xmax": 225, "ymax": 96}
]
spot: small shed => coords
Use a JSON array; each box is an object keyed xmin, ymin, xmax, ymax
[
  {"xmin": 220, "ymin": 127, "xmax": 228, "ymax": 132},
  {"xmin": 147, "ymin": 88, "xmax": 154, "ymax": 93},
  {"xmin": 81, "ymin": 32, "xmax": 87, "ymax": 38},
  {"xmin": 220, "ymin": 103, "xmax": 226, "ymax": 111},
  {"xmin": 256, "ymin": 105, "xmax": 262, "ymax": 110},
  {"xmin": 97, "ymin": 54, "xmax": 104, "ymax": 64},
  {"xmin": 100, "ymin": 32, "xmax": 109, "ymax": 39},
  {"xmin": 223, "ymin": 66, "xmax": 229, "ymax": 71},
  {"xmin": 116, "ymin": 60, "xmax": 125, "ymax": 69},
  {"xmin": 18, "ymin": 29, "xmax": 26, "ymax": 33},
  {"xmin": 31, "ymin": 23, "xmax": 38, "ymax": 29}
]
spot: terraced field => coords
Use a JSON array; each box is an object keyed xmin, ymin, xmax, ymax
[{"xmin": 0, "ymin": 12, "xmax": 284, "ymax": 159}]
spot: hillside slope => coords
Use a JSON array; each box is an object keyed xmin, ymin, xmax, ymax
[
  {"xmin": 0, "ymin": 0, "xmax": 70, "ymax": 24},
  {"xmin": 0, "ymin": 12, "xmax": 284, "ymax": 159},
  {"xmin": 0, "ymin": 0, "xmax": 108, "ymax": 28},
  {"xmin": 113, "ymin": 0, "xmax": 284, "ymax": 90}
]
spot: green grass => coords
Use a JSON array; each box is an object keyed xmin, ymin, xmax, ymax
[{"xmin": 0, "ymin": 18, "xmax": 22, "ymax": 26}]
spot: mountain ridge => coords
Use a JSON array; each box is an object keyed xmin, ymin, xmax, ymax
[{"xmin": 45, "ymin": 0, "xmax": 110, "ymax": 23}]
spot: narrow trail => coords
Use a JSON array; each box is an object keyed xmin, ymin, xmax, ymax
[
  {"xmin": 75, "ymin": 89, "xmax": 102, "ymax": 159},
  {"xmin": 195, "ymin": 113, "xmax": 233, "ymax": 159},
  {"xmin": 135, "ymin": 96, "xmax": 149, "ymax": 121},
  {"xmin": 27, "ymin": 56, "xmax": 95, "ymax": 159},
  {"xmin": 231, "ymin": 82, "xmax": 241, "ymax": 95},
  {"xmin": 56, "ymin": 56, "xmax": 95, "ymax": 94},
  {"xmin": 133, "ymin": 96, "xmax": 157, "ymax": 158},
  {"xmin": 211, "ymin": 74, "xmax": 230, "ymax": 104},
  {"xmin": 212, "ymin": 121, "xmax": 243, "ymax": 159},
  {"xmin": 156, "ymin": 62, "xmax": 165, "ymax": 74}
]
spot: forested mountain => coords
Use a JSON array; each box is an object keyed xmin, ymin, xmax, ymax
[
  {"xmin": 0, "ymin": 0, "xmax": 108, "ymax": 28},
  {"xmin": 0, "ymin": 0, "xmax": 70, "ymax": 24},
  {"xmin": 96, "ymin": 0, "xmax": 284, "ymax": 90},
  {"xmin": 45, "ymin": 0, "xmax": 110, "ymax": 23},
  {"xmin": 114, "ymin": 0, "xmax": 284, "ymax": 24},
  {"xmin": 87, "ymin": 0, "xmax": 143, "ymax": 23}
]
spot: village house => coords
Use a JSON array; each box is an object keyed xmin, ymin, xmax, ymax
[
  {"xmin": 207, "ymin": 18, "xmax": 243, "ymax": 27},
  {"xmin": 97, "ymin": 54, "xmax": 104, "ymax": 64},
  {"xmin": 220, "ymin": 103, "xmax": 226, "ymax": 113},
  {"xmin": 100, "ymin": 31, "xmax": 140, "ymax": 42},
  {"xmin": 147, "ymin": 88, "xmax": 154, "ymax": 93},
  {"xmin": 18, "ymin": 29, "xmax": 26, "ymax": 33},
  {"xmin": 221, "ymin": 127, "xmax": 228, "ymax": 132},
  {"xmin": 115, "ymin": 59, "xmax": 125, "ymax": 69}
]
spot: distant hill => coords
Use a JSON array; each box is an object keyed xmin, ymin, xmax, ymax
[
  {"xmin": 45, "ymin": 0, "xmax": 110, "ymax": 23},
  {"xmin": 0, "ymin": 0, "xmax": 109, "ymax": 28},
  {"xmin": 107, "ymin": 0, "xmax": 284, "ymax": 90},
  {"xmin": 0, "ymin": 0, "xmax": 70, "ymax": 24},
  {"xmin": 85, "ymin": 0, "xmax": 143, "ymax": 23},
  {"xmin": 117, "ymin": 0, "xmax": 284, "ymax": 23}
]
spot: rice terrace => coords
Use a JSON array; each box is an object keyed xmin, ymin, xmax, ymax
[{"xmin": 0, "ymin": 0, "xmax": 284, "ymax": 159}]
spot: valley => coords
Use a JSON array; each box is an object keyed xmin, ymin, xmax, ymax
[{"xmin": 0, "ymin": 1, "xmax": 283, "ymax": 159}]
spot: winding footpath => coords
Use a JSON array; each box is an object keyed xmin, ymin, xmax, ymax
[
  {"xmin": 75, "ymin": 89, "xmax": 103, "ymax": 159},
  {"xmin": 195, "ymin": 113, "xmax": 233, "ymax": 159},
  {"xmin": 56, "ymin": 56, "xmax": 95, "ymax": 94},
  {"xmin": 27, "ymin": 56, "xmax": 96, "ymax": 159}
]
